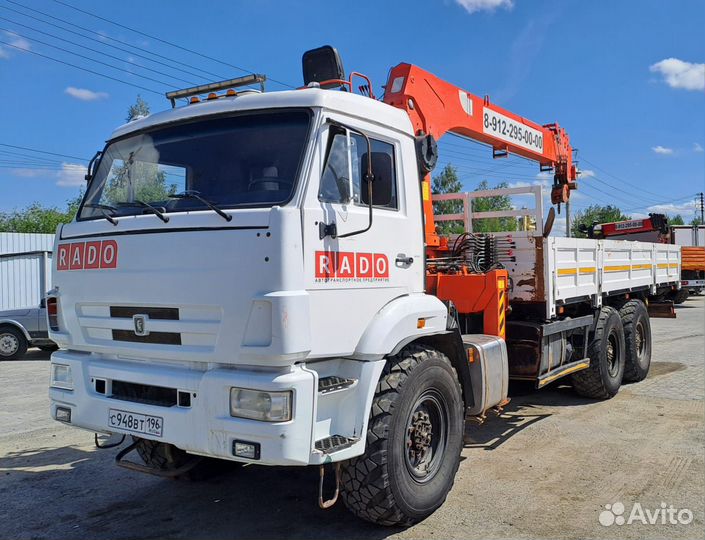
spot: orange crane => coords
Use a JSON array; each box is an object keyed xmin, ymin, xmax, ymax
[
  {"xmin": 383, "ymin": 63, "xmax": 577, "ymax": 248},
  {"xmin": 381, "ymin": 63, "xmax": 578, "ymax": 339}
]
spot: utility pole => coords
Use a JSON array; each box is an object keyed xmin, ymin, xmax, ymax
[
  {"xmin": 565, "ymin": 198, "xmax": 571, "ymax": 237},
  {"xmin": 699, "ymin": 192, "xmax": 704, "ymax": 224}
]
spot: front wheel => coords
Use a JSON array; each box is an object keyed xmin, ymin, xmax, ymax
[
  {"xmin": 340, "ymin": 344, "xmax": 465, "ymax": 526},
  {"xmin": 0, "ymin": 327, "xmax": 28, "ymax": 360}
]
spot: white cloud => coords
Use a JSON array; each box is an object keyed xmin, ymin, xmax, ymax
[
  {"xmin": 0, "ymin": 30, "xmax": 31, "ymax": 58},
  {"xmin": 649, "ymin": 58, "xmax": 705, "ymax": 92},
  {"xmin": 454, "ymin": 0, "xmax": 513, "ymax": 14},
  {"xmin": 65, "ymin": 86, "xmax": 109, "ymax": 101},
  {"xmin": 56, "ymin": 162, "xmax": 87, "ymax": 187},
  {"xmin": 10, "ymin": 168, "xmax": 46, "ymax": 178},
  {"xmin": 652, "ymin": 145, "xmax": 674, "ymax": 155},
  {"xmin": 579, "ymin": 169, "xmax": 596, "ymax": 178},
  {"xmin": 647, "ymin": 201, "xmax": 697, "ymax": 215},
  {"xmin": 694, "ymin": 142, "xmax": 704, "ymax": 153},
  {"xmin": 507, "ymin": 180, "xmax": 532, "ymax": 188}
]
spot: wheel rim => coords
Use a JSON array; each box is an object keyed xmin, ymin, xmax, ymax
[
  {"xmin": 635, "ymin": 321, "xmax": 646, "ymax": 359},
  {"xmin": 606, "ymin": 332, "xmax": 620, "ymax": 377},
  {"xmin": 0, "ymin": 333, "xmax": 19, "ymax": 356},
  {"xmin": 404, "ymin": 389, "xmax": 448, "ymax": 483}
]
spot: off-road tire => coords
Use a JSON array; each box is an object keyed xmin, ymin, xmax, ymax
[
  {"xmin": 620, "ymin": 300, "xmax": 651, "ymax": 383},
  {"xmin": 132, "ymin": 437, "xmax": 235, "ymax": 480},
  {"xmin": 340, "ymin": 345, "xmax": 465, "ymax": 526},
  {"xmin": 0, "ymin": 326, "xmax": 28, "ymax": 360},
  {"xmin": 671, "ymin": 288, "xmax": 689, "ymax": 305},
  {"xmin": 571, "ymin": 306, "xmax": 625, "ymax": 399}
]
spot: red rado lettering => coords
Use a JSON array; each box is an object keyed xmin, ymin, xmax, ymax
[
  {"xmin": 57, "ymin": 240, "xmax": 118, "ymax": 271},
  {"xmin": 315, "ymin": 251, "xmax": 389, "ymax": 282}
]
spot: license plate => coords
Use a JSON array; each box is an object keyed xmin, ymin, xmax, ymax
[{"xmin": 108, "ymin": 408, "xmax": 163, "ymax": 437}]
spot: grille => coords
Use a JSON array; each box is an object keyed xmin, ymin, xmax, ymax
[
  {"xmin": 110, "ymin": 306, "xmax": 179, "ymax": 320},
  {"xmin": 112, "ymin": 330, "xmax": 182, "ymax": 345},
  {"xmin": 110, "ymin": 306, "xmax": 181, "ymax": 345},
  {"xmin": 111, "ymin": 380, "xmax": 177, "ymax": 407}
]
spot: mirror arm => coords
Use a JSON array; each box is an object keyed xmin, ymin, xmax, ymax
[{"xmin": 84, "ymin": 150, "xmax": 103, "ymax": 184}]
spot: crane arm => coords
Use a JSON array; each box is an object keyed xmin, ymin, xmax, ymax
[{"xmin": 383, "ymin": 63, "xmax": 577, "ymax": 245}]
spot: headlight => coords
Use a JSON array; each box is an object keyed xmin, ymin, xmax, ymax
[
  {"xmin": 50, "ymin": 363, "xmax": 73, "ymax": 390},
  {"xmin": 229, "ymin": 388, "xmax": 292, "ymax": 422}
]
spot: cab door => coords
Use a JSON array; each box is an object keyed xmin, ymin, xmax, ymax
[{"xmin": 302, "ymin": 117, "xmax": 424, "ymax": 358}]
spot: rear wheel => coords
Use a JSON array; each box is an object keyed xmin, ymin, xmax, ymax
[
  {"xmin": 671, "ymin": 288, "xmax": 689, "ymax": 304},
  {"xmin": 620, "ymin": 300, "xmax": 651, "ymax": 383},
  {"xmin": 340, "ymin": 344, "xmax": 464, "ymax": 526},
  {"xmin": 571, "ymin": 306, "xmax": 625, "ymax": 399},
  {"xmin": 0, "ymin": 326, "xmax": 28, "ymax": 360}
]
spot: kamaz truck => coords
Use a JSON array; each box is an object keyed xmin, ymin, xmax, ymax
[{"xmin": 48, "ymin": 46, "xmax": 680, "ymax": 525}]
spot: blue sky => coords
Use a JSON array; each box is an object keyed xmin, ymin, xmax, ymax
[{"xmin": 0, "ymin": 0, "xmax": 703, "ymax": 225}]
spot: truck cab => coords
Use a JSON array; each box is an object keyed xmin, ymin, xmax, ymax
[{"xmin": 48, "ymin": 85, "xmax": 459, "ymax": 468}]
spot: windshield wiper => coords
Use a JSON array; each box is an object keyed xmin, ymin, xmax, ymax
[
  {"xmin": 169, "ymin": 191, "xmax": 232, "ymax": 222},
  {"xmin": 117, "ymin": 200, "xmax": 169, "ymax": 223},
  {"xmin": 84, "ymin": 203, "xmax": 118, "ymax": 226}
]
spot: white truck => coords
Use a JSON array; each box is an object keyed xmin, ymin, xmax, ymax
[{"xmin": 48, "ymin": 46, "xmax": 680, "ymax": 526}]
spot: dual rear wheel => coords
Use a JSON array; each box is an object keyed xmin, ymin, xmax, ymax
[{"xmin": 571, "ymin": 300, "xmax": 651, "ymax": 399}]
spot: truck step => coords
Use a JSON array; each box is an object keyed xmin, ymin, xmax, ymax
[
  {"xmin": 315, "ymin": 434, "xmax": 358, "ymax": 454},
  {"xmin": 318, "ymin": 376, "xmax": 356, "ymax": 394}
]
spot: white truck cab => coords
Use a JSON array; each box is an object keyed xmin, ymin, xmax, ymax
[{"xmin": 49, "ymin": 87, "xmax": 457, "ymax": 470}]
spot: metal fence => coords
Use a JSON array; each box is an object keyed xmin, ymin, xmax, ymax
[{"xmin": 432, "ymin": 184, "xmax": 545, "ymax": 236}]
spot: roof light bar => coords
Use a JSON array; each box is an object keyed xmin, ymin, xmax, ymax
[{"xmin": 165, "ymin": 74, "xmax": 267, "ymax": 107}]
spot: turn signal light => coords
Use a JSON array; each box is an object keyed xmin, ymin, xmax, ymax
[{"xmin": 47, "ymin": 297, "xmax": 59, "ymax": 331}]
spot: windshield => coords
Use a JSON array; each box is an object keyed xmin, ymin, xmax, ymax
[{"xmin": 79, "ymin": 110, "xmax": 311, "ymax": 221}]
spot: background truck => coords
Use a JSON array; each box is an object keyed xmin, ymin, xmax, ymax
[
  {"xmin": 48, "ymin": 46, "xmax": 680, "ymax": 526},
  {"xmin": 585, "ymin": 215, "xmax": 704, "ymax": 301}
]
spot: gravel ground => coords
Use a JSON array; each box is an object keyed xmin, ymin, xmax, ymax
[{"xmin": 1, "ymin": 298, "xmax": 703, "ymax": 540}]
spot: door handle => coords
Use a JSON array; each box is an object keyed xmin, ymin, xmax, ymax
[{"xmin": 396, "ymin": 255, "xmax": 414, "ymax": 266}]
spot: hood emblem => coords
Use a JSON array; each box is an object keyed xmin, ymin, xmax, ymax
[{"xmin": 133, "ymin": 314, "xmax": 149, "ymax": 337}]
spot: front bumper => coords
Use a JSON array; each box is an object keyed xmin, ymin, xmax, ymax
[{"xmin": 49, "ymin": 350, "xmax": 316, "ymax": 465}]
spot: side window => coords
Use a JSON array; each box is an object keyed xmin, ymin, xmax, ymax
[{"xmin": 318, "ymin": 129, "xmax": 397, "ymax": 210}]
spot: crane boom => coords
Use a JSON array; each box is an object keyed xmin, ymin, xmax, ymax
[{"xmin": 383, "ymin": 63, "xmax": 577, "ymax": 246}]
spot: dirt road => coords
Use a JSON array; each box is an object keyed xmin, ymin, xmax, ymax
[{"xmin": 1, "ymin": 299, "xmax": 703, "ymax": 539}]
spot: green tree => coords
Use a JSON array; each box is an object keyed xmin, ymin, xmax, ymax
[
  {"xmin": 102, "ymin": 95, "xmax": 174, "ymax": 205},
  {"xmin": 0, "ymin": 194, "xmax": 82, "ymax": 233},
  {"xmin": 431, "ymin": 164, "xmax": 465, "ymax": 235},
  {"xmin": 669, "ymin": 214, "xmax": 685, "ymax": 225},
  {"xmin": 571, "ymin": 204, "xmax": 630, "ymax": 238},
  {"xmin": 126, "ymin": 95, "xmax": 150, "ymax": 122},
  {"xmin": 471, "ymin": 180, "xmax": 518, "ymax": 233},
  {"xmin": 691, "ymin": 216, "xmax": 704, "ymax": 226}
]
